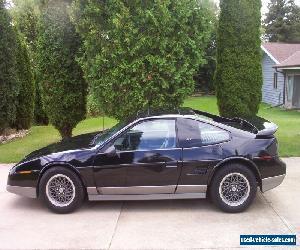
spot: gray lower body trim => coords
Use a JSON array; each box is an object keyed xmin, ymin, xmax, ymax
[
  {"xmin": 87, "ymin": 185, "xmax": 207, "ymax": 201},
  {"xmin": 88, "ymin": 192, "xmax": 206, "ymax": 201},
  {"xmin": 86, "ymin": 187, "xmax": 98, "ymax": 195},
  {"xmin": 175, "ymin": 185, "xmax": 207, "ymax": 194},
  {"xmin": 97, "ymin": 185, "xmax": 176, "ymax": 195},
  {"xmin": 261, "ymin": 174, "xmax": 285, "ymax": 192},
  {"xmin": 6, "ymin": 185, "xmax": 37, "ymax": 198}
]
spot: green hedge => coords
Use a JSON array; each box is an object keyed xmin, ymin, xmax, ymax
[
  {"xmin": 214, "ymin": 0, "xmax": 263, "ymax": 118},
  {"xmin": 37, "ymin": 1, "xmax": 87, "ymax": 138},
  {"xmin": 0, "ymin": 0, "xmax": 19, "ymax": 132}
]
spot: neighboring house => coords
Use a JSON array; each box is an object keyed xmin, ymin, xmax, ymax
[{"xmin": 261, "ymin": 43, "xmax": 300, "ymax": 109}]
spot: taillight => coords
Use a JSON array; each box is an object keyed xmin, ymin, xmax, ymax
[{"xmin": 259, "ymin": 155, "xmax": 273, "ymax": 160}]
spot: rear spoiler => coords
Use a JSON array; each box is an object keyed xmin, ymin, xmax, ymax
[
  {"xmin": 192, "ymin": 109, "xmax": 278, "ymax": 136},
  {"xmin": 255, "ymin": 122, "xmax": 278, "ymax": 136}
]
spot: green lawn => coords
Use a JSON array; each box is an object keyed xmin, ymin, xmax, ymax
[
  {"xmin": 0, "ymin": 117, "xmax": 117, "ymax": 163},
  {"xmin": 0, "ymin": 96, "xmax": 299, "ymax": 163}
]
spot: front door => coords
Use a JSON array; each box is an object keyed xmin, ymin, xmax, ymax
[{"xmin": 93, "ymin": 118, "xmax": 181, "ymax": 195}]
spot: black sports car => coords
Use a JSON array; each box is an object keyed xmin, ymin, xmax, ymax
[{"xmin": 7, "ymin": 108, "xmax": 286, "ymax": 213}]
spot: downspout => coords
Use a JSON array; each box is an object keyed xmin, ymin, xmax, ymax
[{"xmin": 272, "ymin": 67, "xmax": 285, "ymax": 107}]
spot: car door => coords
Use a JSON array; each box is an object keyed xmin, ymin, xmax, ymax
[
  {"xmin": 176, "ymin": 118, "xmax": 231, "ymax": 193},
  {"xmin": 93, "ymin": 118, "xmax": 182, "ymax": 195}
]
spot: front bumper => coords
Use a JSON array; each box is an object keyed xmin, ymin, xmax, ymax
[
  {"xmin": 6, "ymin": 185, "xmax": 37, "ymax": 198},
  {"xmin": 261, "ymin": 174, "xmax": 285, "ymax": 192}
]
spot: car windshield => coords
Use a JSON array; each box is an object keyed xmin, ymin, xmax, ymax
[{"xmin": 92, "ymin": 121, "xmax": 127, "ymax": 146}]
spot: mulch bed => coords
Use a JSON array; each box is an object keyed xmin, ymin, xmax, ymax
[{"xmin": 0, "ymin": 129, "xmax": 29, "ymax": 144}]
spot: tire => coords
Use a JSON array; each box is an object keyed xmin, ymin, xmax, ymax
[
  {"xmin": 209, "ymin": 163, "xmax": 257, "ymax": 213},
  {"xmin": 39, "ymin": 166, "xmax": 85, "ymax": 213}
]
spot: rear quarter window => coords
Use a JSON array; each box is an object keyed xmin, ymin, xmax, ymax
[{"xmin": 178, "ymin": 118, "xmax": 230, "ymax": 148}]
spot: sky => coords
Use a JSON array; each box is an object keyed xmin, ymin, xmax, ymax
[{"xmin": 214, "ymin": 0, "xmax": 300, "ymax": 15}]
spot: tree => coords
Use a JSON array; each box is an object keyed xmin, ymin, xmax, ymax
[
  {"xmin": 263, "ymin": 0, "xmax": 300, "ymax": 43},
  {"xmin": 11, "ymin": 0, "xmax": 49, "ymax": 125},
  {"xmin": 195, "ymin": 1, "xmax": 218, "ymax": 94},
  {"xmin": 0, "ymin": 0, "xmax": 19, "ymax": 133},
  {"xmin": 285, "ymin": 1, "xmax": 300, "ymax": 42},
  {"xmin": 71, "ymin": 0, "xmax": 212, "ymax": 120},
  {"xmin": 11, "ymin": 0, "xmax": 38, "ymax": 49},
  {"xmin": 12, "ymin": 33, "xmax": 35, "ymax": 130},
  {"xmin": 195, "ymin": 31, "xmax": 217, "ymax": 94},
  {"xmin": 33, "ymin": 82, "xmax": 48, "ymax": 124},
  {"xmin": 37, "ymin": 0, "xmax": 87, "ymax": 138},
  {"xmin": 214, "ymin": 0, "xmax": 262, "ymax": 118}
]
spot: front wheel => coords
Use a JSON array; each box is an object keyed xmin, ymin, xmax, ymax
[
  {"xmin": 39, "ymin": 167, "xmax": 85, "ymax": 213},
  {"xmin": 209, "ymin": 164, "xmax": 257, "ymax": 213}
]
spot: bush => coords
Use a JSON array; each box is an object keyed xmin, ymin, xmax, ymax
[
  {"xmin": 0, "ymin": 0, "xmax": 19, "ymax": 133},
  {"xmin": 33, "ymin": 80, "xmax": 49, "ymax": 125},
  {"xmin": 86, "ymin": 92, "xmax": 103, "ymax": 117},
  {"xmin": 12, "ymin": 33, "xmax": 35, "ymax": 130},
  {"xmin": 11, "ymin": 0, "xmax": 49, "ymax": 125},
  {"xmin": 214, "ymin": 0, "xmax": 263, "ymax": 118},
  {"xmin": 37, "ymin": 1, "xmax": 87, "ymax": 138},
  {"xmin": 72, "ymin": 0, "xmax": 212, "ymax": 120}
]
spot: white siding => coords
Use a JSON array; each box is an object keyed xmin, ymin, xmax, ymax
[{"xmin": 262, "ymin": 52, "xmax": 284, "ymax": 105}]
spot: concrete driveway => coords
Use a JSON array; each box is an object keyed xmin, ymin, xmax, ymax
[{"xmin": 0, "ymin": 158, "xmax": 299, "ymax": 250}]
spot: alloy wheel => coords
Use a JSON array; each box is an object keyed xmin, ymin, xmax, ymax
[
  {"xmin": 218, "ymin": 172, "xmax": 250, "ymax": 207},
  {"xmin": 46, "ymin": 174, "xmax": 76, "ymax": 207}
]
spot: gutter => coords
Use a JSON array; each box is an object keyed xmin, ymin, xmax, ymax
[{"xmin": 274, "ymin": 67, "xmax": 285, "ymax": 107}]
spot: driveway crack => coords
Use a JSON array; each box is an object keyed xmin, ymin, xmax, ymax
[
  {"xmin": 261, "ymin": 193, "xmax": 295, "ymax": 234},
  {"xmin": 108, "ymin": 202, "xmax": 124, "ymax": 250}
]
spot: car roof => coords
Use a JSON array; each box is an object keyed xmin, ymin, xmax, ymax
[
  {"xmin": 135, "ymin": 107, "xmax": 197, "ymax": 119},
  {"xmin": 133, "ymin": 108, "xmax": 259, "ymax": 135}
]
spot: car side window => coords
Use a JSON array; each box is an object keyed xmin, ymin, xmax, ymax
[
  {"xmin": 178, "ymin": 118, "xmax": 230, "ymax": 148},
  {"xmin": 113, "ymin": 119, "xmax": 176, "ymax": 151}
]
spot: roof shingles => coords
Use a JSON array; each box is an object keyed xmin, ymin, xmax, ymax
[{"xmin": 262, "ymin": 43, "xmax": 300, "ymax": 68}]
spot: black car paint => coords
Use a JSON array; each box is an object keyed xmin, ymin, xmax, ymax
[
  {"xmin": 7, "ymin": 111, "xmax": 286, "ymax": 196},
  {"xmin": 93, "ymin": 148, "xmax": 182, "ymax": 188}
]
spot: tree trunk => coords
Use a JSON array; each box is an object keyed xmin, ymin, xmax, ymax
[{"xmin": 59, "ymin": 125, "xmax": 72, "ymax": 139}]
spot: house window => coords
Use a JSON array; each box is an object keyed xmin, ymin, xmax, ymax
[{"xmin": 273, "ymin": 72, "xmax": 278, "ymax": 89}]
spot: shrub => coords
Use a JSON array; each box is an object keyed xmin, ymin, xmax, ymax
[
  {"xmin": 11, "ymin": 0, "xmax": 49, "ymax": 125},
  {"xmin": 0, "ymin": 0, "xmax": 19, "ymax": 133},
  {"xmin": 86, "ymin": 92, "xmax": 103, "ymax": 117},
  {"xmin": 33, "ymin": 80, "xmax": 49, "ymax": 125},
  {"xmin": 37, "ymin": 1, "xmax": 87, "ymax": 138},
  {"xmin": 214, "ymin": 0, "xmax": 263, "ymax": 118},
  {"xmin": 72, "ymin": 0, "xmax": 212, "ymax": 120},
  {"xmin": 13, "ymin": 33, "xmax": 35, "ymax": 130}
]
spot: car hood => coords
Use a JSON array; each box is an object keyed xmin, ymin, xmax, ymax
[{"xmin": 22, "ymin": 131, "xmax": 100, "ymax": 162}]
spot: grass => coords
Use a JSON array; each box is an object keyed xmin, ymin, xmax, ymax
[
  {"xmin": 0, "ymin": 117, "xmax": 117, "ymax": 163},
  {"xmin": 0, "ymin": 96, "xmax": 299, "ymax": 163}
]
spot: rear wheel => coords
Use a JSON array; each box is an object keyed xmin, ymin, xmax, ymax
[
  {"xmin": 209, "ymin": 163, "xmax": 257, "ymax": 213},
  {"xmin": 39, "ymin": 167, "xmax": 85, "ymax": 213}
]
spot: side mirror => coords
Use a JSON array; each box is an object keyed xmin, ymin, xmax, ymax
[{"xmin": 104, "ymin": 145, "xmax": 117, "ymax": 157}]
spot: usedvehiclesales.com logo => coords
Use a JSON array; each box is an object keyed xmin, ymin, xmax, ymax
[{"xmin": 240, "ymin": 235, "xmax": 296, "ymax": 246}]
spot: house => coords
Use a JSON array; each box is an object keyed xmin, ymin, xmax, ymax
[{"xmin": 261, "ymin": 43, "xmax": 300, "ymax": 109}]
